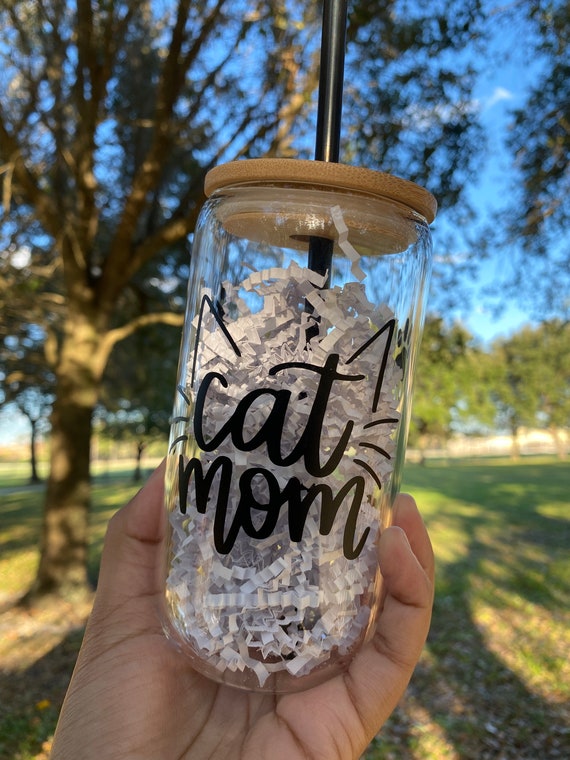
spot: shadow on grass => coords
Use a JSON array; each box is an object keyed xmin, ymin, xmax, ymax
[
  {"xmin": 0, "ymin": 474, "xmax": 147, "ymax": 595},
  {"xmin": 0, "ymin": 623, "xmax": 85, "ymax": 760},
  {"xmin": 366, "ymin": 458, "xmax": 569, "ymax": 759},
  {"xmin": 403, "ymin": 457, "xmax": 568, "ymax": 515},
  {"xmin": 1, "ymin": 459, "xmax": 568, "ymax": 759},
  {"xmin": 411, "ymin": 556, "xmax": 567, "ymax": 758}
]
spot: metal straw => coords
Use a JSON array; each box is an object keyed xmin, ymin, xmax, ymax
[{"xmin": 308, "ymin": 0, "xmax": 348, "ymax": 282}]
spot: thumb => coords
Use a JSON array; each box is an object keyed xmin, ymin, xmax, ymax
[{"xmin": 94, "ymin": 461, "xmax": 167, "ymax": 614}]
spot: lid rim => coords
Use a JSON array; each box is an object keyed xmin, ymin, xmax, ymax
[{"xmin": 204, "ymin": 159, "xmax": 437, "ymax": 223}]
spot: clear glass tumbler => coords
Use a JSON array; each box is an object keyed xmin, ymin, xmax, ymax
[{"xmin": 162, "ymin": 158, "xmax": 436, "ymax": 692}]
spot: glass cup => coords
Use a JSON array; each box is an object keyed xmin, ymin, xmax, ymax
[{"xmin": 162, "ymin": 159, "xmax": 436, "ymax": 692}]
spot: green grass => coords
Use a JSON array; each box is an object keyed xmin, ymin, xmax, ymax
[
  {"xmin": 365, "ymin": 456, "xmax": 570, "ymax": 759},
  {"xmin": 0, "ymin": 466, "xmax": 147, "ymax": 597},
  {"xmin": 0, "ymin": 464, "xmax": 148, "ymax": 760},
  {"xmin": 1, "ymin": 457, "xmax": 569, "ymax": 759}
]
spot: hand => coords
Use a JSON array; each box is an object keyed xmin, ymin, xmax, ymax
[{"xmin": 51, "ymin": 462, "xmax": 434, "ymax": 760}]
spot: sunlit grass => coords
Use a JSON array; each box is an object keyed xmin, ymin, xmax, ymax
[
  {"xmin": 0, "ymin": 469, "xmax": 145, "ymax": 598},
  {"xmin": 366, "ymin": 456, "xmax": 569, "ymax": 759},
  {"xmin": 472, "ymin": 596, "xmax": 569, "ymax": 702},
  {"xmin": 0, "ymin": 461, "xmax": 48, "ymax": 487},
  {"xmin": 0, "ymin": 548, "xmax": 39, "ymax": 599},
  {"xmin": 407, "ymin": 458, "xmax": 569, "ymax": 696},
  {"xmin": 1, "ymin": 456, "xmax": 568, "ymax": 759},
  {"xmin": 0, "ymin": 487, "xmax": 44, "ymax": 598}
]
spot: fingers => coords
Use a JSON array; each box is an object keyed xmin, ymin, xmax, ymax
[
  {"xmin": 376, "ymin": 495, "xmax": 434, "ymax": 660},
  {"xmin": 391, "ymin": 492, "xmax": 435, "ymax": 583},
  {"xmin": 343, "ymin": 495, "xmax": 434, "ymax": 739},
  {"xmin": 378, "ymin": 524, "xmax": 433, "ymax": 621}
]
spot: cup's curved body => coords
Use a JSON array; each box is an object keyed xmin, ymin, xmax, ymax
[{"xmin": 162, "ymin": 159, "xmax": 435, "ymax": 692}]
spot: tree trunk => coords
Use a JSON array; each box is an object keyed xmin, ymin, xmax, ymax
[
  {"xmin": 133, "ymin": 441, "xmax": 145, "ymax": 482},
  {"xmin": 29, "ymin": 418, "xmax": 42, "ymax": 484},
  {"xmin": 510, "ymin": 425, "xmax": 521, "ymax": 461},
  {"xmin": 30, "ymin": 315, "xmax": 103, "ymax": 602}
]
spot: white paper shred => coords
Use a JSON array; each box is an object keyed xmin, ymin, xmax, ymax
[
  {"xmin": 167, "ymin": 254, "xmax": 403, "ymax": 687},
  {"xmin": 331, "ymin": 205, "xmax": 366, "ymax": 282}
]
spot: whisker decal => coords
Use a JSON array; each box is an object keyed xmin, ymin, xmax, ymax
[
  {"xmin": 359, "ymin": 442, "xmax": 391, "ymax": 460},
  {"xmin": 354, "ymin": 458, "xmax": 383, "ymax": 492},
  {"xmin": 363, "ymin": 418, "xmax": 399, "ymax": 429},
  {"xmin": 169, "ymin": 434, "xmax": 189, "ymax": 452}
]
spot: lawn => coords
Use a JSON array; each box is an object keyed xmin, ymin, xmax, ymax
[
  {"xmin": 366, "ymin": 457, "xmax": 569, "ymax": 759},
  {"xmin": 0, "ymin": 457, "xmax": 568, "ymax": 759}
]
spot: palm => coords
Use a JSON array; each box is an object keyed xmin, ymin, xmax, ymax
[{"xmin": 52, "ymin": 466, "xmax": 433, "ymax": 760}]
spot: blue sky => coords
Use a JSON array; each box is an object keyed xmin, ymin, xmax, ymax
[
  {"xmin": 0, "ymin": 8, "xmax": 558, "ymax": 445},
  {"xmin": 458, "ymin": 83, "xmax": 529, "ymax": 345},
  {"xmin": 442, "ymin": 20, "xmax": 542, "ymax": 345}
]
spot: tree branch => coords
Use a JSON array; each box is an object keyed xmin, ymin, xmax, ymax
[
  {"xmin": 0, "ymin": 116, "xmax": 59, "ymax": 238},
  {"xmin": 100, "ymin": 0, "xmax": 228, "ymax": 300},
  {"xmin": 100, "ymin": 311, "xmax": 184, "ymax": 369},
  {"xmin": 126, "ymin": 209, "xmax": 200, "ymax": 280},
  {"xmin": 71, "ymin": 0, "xmax": 126, "ymax": 256}
]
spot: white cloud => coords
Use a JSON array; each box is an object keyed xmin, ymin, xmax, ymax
[
  {"xmin": 484, "ymin": 87, "xmax": 514, "ymax": 109},
  {"xmin": 403, "ymin": 99, "xmax": 479, "ymax": 131}
]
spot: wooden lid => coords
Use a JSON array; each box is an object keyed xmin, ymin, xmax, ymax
[{"xmin": 205, "ymin": 158, "xmax": 437, "ymax": 223}]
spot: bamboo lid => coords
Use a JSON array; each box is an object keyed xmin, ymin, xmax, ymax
[{"xmin": 205, "ymin": 158, "xmax": 437, "ymax": 223}]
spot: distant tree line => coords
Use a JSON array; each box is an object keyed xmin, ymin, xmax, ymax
[
  {"xmin": 410, "ymin": 317, "xmax": 570, "ymax": 460},
  {"xmin": 3, "ymin": 316, "xmax": 568, "ymax": 483}
]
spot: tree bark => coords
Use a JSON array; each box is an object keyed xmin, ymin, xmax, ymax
[
  {"xmin": 31, "ymin": 314, "xmax": 104, "ymax": 601},
  {"xmin": 29, "ymin": 419, "xmax": 41, "ymax": 484},
  {"xmin": 134, "ymin": 440, "xmax": 145, "ymax": 483},
  {"xmin": 510, "ymin": 425, "xmax": 521, "ymax": 461}
]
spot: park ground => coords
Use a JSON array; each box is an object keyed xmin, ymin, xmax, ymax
[{"xmin": 0, "ymin": 456, "xmax": 568, "ymax": 759}]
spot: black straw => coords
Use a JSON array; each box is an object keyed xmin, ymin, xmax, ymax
[
  {"xmin": 308, "ymin": 0, "xmax": 348, "ymax": 282},
  {"xmin": 314, "ymin": 0, "xmax": 348, "ymax": 163}
]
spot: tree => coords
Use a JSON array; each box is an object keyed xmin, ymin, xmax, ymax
[
  {"xmin": 409, "ymin": 317, "xmax": 482, "ymax": 459},
  {"xmin": 535, "ymin": 319, "xmax": 570, "ymax": 458},
  {"xmin": 100, "ymin": 321, "xmax": 180, "ymax": 480},
  {"xmin": 0, "ymin": 315, "xmax": 54, "ymax": 483},
  {"xmin": 490, "ymin": 327, "xmax": 544, "ymax": 459},
  {"xmin": 1, "ymin": 389, "xmax": 53, "ymax": 484},
  {"xmin": 0, "ymin": 0, "xmax": 319, "ymax": 600},
  {"xmin": 0, "ymin": 0, "xmax": 486, "ymax": 600},
  {"xmin": 491, "ymin": 320, "xmax": 570, "ymax": 459},
  {"xmin": 486, "ymin": 0, "xmax": 570, "ymax": 314}
]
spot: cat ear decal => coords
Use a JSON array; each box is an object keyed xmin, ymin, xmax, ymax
[
  {"xmin": 171, "ymin": 295, "xmax": 242, "ymax": 454},
  {"xmin": 190, "ymin": 293, "xmax": 241, "ymax": 387},
  {"xmin": 344, "ymin": 317, "xmax": 400, "ymax": 483},
  {"xmin": 345, "ymin": 317, "xmax": 396, "ymax": 413}
]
